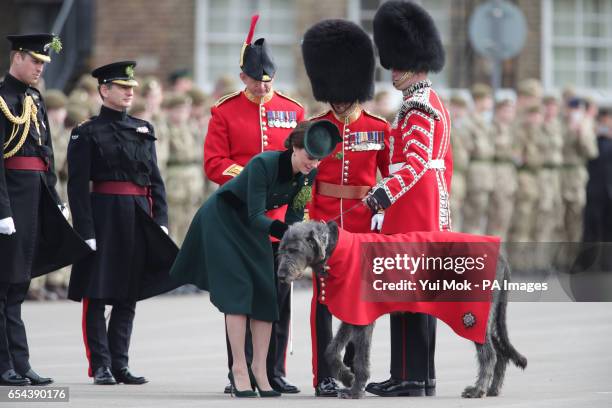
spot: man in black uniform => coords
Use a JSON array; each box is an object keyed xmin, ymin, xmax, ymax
[
  {"xmin": 67, "ymin": 61, "xmax": 179, "ymax": 385},
  {"xmin": 0, "ymin": 33, "xmax": 91, "ymax": 386}
]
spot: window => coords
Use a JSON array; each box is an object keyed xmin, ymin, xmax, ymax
[
  {"xmin": 195, "ymin": 0, "xmax": 297, "ymax": 93},
  {"xmin": 542, "ymin": 0, "xmax": 612, "ymax": 93},
  {"xmin": 349, "ymin": 0, "xmax": 452, "ymax": 89}
]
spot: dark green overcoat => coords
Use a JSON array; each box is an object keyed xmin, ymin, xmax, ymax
[{"xmin": 170, "ymin": 150, "xmax": 315, "ymax": 321}]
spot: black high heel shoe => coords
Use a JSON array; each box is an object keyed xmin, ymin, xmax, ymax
[
  {"xmin": 228, "ymin": 371, "xmax": 257, "ymax": 398},
  {"xmin": 248, "ymin": 367, "xmax": 281, "ymax": 397}
]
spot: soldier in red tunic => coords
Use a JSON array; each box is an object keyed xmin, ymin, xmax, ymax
[
  {"xmin": 203, "ymin": 14, "xmax": 304, "ymax": 394},
  {"xmin": 363, "ymin": 1, "xmax": 452, "ymax": 397},
  {"xmin": 301, "ymin": 19, "xmax": 390, "ymax": 397}
]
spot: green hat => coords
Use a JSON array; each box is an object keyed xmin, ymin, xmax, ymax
[
  {"xmin": 7, "ymin": 33, "xmax": 61, "ymax": 63},
  {"xmin": 92, "ymin": 61, "xmax": 139, "ymax": 87},
  {"xmin": 304, "ymin": 120, "xmax": 341, "ymax": 160}
]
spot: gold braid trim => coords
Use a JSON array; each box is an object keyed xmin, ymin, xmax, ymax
[{"xmin": 1, "ymin": 95, "xmax": 40, "ymax": 158}]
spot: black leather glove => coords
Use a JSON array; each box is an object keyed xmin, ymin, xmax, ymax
[{"xmin": 269, "ymin": 220, "xmax": 289, "ymax": 240}]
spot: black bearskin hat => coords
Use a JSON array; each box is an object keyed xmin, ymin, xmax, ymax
[
  {"xmin": 373, "ymin": 1, "xmax": 445, "ymax": 73},
  {"xmin": 302, "ymin": 19, "xmax": 375, "ymax": 103}
]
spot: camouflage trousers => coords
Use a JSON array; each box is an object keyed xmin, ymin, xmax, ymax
[
  {"xmin": 486, "ymin": 163, "xmax": 517, "ymax": 240},
  {"xmin": 463, "ymin": 162, "xmax": 495, "ymax": 235}
]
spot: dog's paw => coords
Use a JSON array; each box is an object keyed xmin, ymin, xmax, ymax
[
  {"xmin": 486, "ymin": 388, "xmax": 500, "ymax": 397},
  {"xmin": 338, "ymin": 388, "xmax": 365, "ymax": 399},
  {"xmin": 338, "ymin": 370, "xmax": 355, "ymax": 387},
  {"xmin": 462, "ymin": 386, "xmax": 486, "ymax": 398}
]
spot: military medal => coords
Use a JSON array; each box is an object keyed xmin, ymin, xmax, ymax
[
  {"xmin": 267, "ymin": 111, "xmax": 275, "ymax": 128},
  {"xmin": 290, "ymin": 111, "xmax": 297, "ymax": 128},
  {"xmin": 274, "ymin": 111, "xmax": 281, "ymax": 128},
  {"xmin": 279, "ymin": 111, "xmax": 287, "ymax": 128}
]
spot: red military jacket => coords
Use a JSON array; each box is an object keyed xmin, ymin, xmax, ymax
[
  {"xmin": 204, "ymin": 89, "xmax": 305, "ymax": 184},
  {"xmin": 373, "ymin": 80, "xmax": 453, "ymax": 233},
  {"xmin": 308, "ymin": 107, "xmax": 390, "ymax": 233},
  {"xmin": 203, "ymin": 89, "xmax": 305, "ymax": 229}
]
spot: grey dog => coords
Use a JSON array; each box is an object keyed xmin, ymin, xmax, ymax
[{"xmin": 277, "ymin": 221, "xmax": 527, "ymax": 399}]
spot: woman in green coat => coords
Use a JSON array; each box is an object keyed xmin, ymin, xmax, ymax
[{"xmin": 170, "ymin": 120, "xmax": 340, "ymax": 397}]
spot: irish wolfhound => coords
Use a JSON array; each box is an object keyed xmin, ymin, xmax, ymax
[{"xmin": 277, "ymin": 221, "xmax": 527, "ymax": 399}]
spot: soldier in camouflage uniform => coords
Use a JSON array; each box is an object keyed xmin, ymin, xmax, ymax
[
  {"xmin": 560, "ymin": 98, "xmax": 599, "ymax": 242},
  {"xmin": 486, "ymin": 98, "xmax": 518, "ymax": 240},
  {"xmin": 463, "ymin": 83, "xmax": 495, "ymax": 234},
  {"xmin": 509, "ymin": 104, "xmax": 544, "ymax": 244},
  {"xmin": 141, "ymin": 77, "xmax": 169, "ymax": 178},
  {"xmin": 516, "ymin": 78, "xmax": 543, "ymax": 115},
  {"xmin": 187, "ymin": 87, "xmax": 215, "ymax": 199},
  {"xmin": 448, "ymin": 94, "xmax": 471, "ymax": 231},
  {"xmin": 68, "ymin": 74, "xmax": 100, "ymax": 116},
  {"xmin": 163, "ymin": 93, "xmax": 203, "ymax": 243},
  {"xmin": 535, "ymin": 96, "xmax": 564, "ymax": 243}
]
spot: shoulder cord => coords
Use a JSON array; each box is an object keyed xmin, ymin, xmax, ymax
[{"xmin": 0, "ymin": 95, "xmax": 40, "ymax": 158}]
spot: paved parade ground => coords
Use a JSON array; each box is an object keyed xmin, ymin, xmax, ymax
[{"xmin": 9, "ymin": 288, "xmax": 612, "ymax": 407}]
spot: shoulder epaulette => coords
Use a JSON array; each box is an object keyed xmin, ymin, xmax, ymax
[
  {"xmin": 214, "ymin": 91, "xmax": 241, "ymax": 107},
  {"xmin": 364, "ymin": 109, "xmax": 389, "ymax": 124},
  {"xmin": 405, "ymin": 87, "xmax": 441, "ymax": 121},
  {"xmin": 307, "ymin": 110, "xmax": 330, "ymax": 121},
  {"xmin": 76, "ymin": 116, "xmax": 95, "ymax": 128},
  {"xmin": 276, "ymin": 91, "xmax": 303, "ymax": 108}
]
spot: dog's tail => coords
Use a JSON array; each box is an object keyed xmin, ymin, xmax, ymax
[{"xmin": 495, "ymin": 260, "xmax": 528, "ymax": 370}]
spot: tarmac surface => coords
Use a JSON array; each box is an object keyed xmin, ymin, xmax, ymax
[{"xmin": 6, "ymin": 288, "xmax": 612, "ymax": 407}]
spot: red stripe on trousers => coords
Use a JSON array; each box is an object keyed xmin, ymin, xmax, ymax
[{"xmin": 81, "ymin": 298, "xmax": 93, "ymax": 377}]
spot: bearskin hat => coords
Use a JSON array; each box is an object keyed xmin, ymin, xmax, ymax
[
  {"xmin": 373, "ymin": 1, "xmax": 445, "ymax": 73},
  {"xmin": 302, "ymin": 19, "xmax": 375, "ymax": 103}
]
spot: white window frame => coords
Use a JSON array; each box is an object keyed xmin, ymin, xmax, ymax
[
  {"xmin": 541, "ymin": 0, "xmax": 612, "ymax": 102},
  {"xmin": 194, "ymin": 0, "xmax": 297, "ymax": 93}
]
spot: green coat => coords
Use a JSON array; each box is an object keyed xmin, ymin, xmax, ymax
[{"xmin": 170, "ymin": 150, "xmax": 314, "ymax": 321}]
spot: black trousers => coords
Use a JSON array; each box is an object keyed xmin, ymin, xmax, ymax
[
  {"xmin": 0, "ymin": 282, "xmax": 31, "ymax": 374},
  {"xmin": 225, "ymin": 242, "xmax": 292, "ymax": 379},
  {"xmin": 389, "ymin": 312, "xmax": 436, "ymax": 381},
  {"xmin": 81, "ymin": 298, "xmax": 136, "ymax": 376},
  {"xmin": 311, "ymin": 275, "xmax": 354, "ymax": 386}
]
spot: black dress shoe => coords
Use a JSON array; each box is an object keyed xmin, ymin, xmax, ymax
[
  {"xmin": 425, "ymin": 378, "xmax": 436, "ymax": 396},
  {"xmin": 365, "ymin": 377, "xmax": 397, "ymax": 394},
  {"xmin": 93, "ymin": 367, "xmax": 116, "ymax": 385},
  {"xmin": 21, "ymin": 369, "xmax": 53, "ymax": 386},
  {"xmin": 315, "ymin": 377, "xmax": 339, "ymax": 397},
  {"xmin": 367, "ymin": 378, "xmax": 425, "ymax": 397},
  {"xmin": 0, "ymin": 369, "xmax": 30, "ymax": 386},
  {"xmin": 270, "ymin": 376, "xmax": 300, "ymax": 394},
  {"xmin": 112, "ymin": 367, "xmax": 147, "ymax": 385}
]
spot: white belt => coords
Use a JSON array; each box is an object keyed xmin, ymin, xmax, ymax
[{"xmin": 389, "ymin": 159, "xmax": 445, "ymax": 175}]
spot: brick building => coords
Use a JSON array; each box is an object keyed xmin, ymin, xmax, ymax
[{"xmin": 1, "ymin": 0, "xmax": 611, "ymax": 103}]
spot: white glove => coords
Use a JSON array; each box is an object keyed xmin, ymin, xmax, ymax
[
  {"xmin": 160, "ymin": 225, "xmax": 169, "ymax": 235},
  {"xmin": 85, "ymin": 239, "xmax": 97, "ymax": 251},
  {"xmin": 0, "ymin": 217, "xmax": 16, "ymax": 235},
  {"xmin": 370, "ymin": 213, "xmax": 384, "ymax": 231},
  {"xmin": 58, "ymin": 204, "xmax": 70, "ymax": 220}
]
